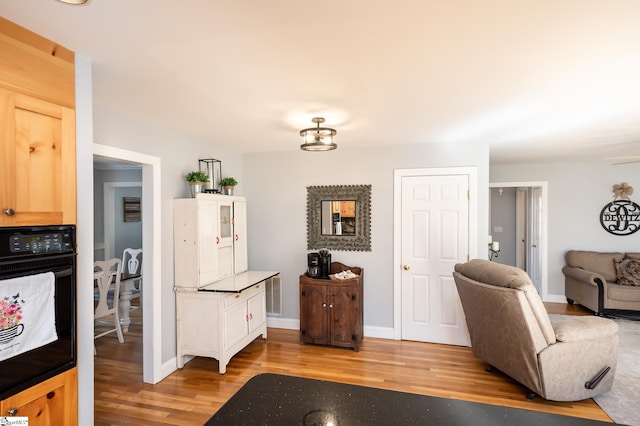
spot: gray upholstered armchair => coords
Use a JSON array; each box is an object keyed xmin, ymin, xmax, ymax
[{"xmin": 453, "ymin": 259, "xmax": 618, "ymax": 401}]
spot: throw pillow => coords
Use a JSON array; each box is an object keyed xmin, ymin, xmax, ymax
[{"xmin": 614, "ymin": 258, "xmax": 640, "ymax": 286}]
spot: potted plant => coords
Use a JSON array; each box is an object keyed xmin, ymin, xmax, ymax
[
  {"xmin": 185, "ymin": 170, "xmax": 210, "ymax": 197},
  {"xmin": 219, "ymin": 177, "xmax": 238, "ymax": 195}
]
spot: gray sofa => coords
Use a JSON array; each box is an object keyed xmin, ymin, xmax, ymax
[
  {"xmin": 563, "ymin": 251, "xmax": 640, "ymax": 316},
  {"xmin": 453, "ymin": 259, "xmax": 618, "ymax": 401}
]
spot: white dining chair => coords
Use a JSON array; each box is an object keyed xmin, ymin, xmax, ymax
[
  {"xmin": 94, "ymin": 258, "xmax": 124, "ymax": 354},
  {"xmin": 121, "ymin": 248, "xmax": 143, "ymax": 306}
]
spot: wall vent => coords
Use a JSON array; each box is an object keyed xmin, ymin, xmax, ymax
[{"xmin": 265, "ymin": 275, "xmax": 282, "ymax": 316}]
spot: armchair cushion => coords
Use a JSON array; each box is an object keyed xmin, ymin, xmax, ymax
[{"xmin": 553, "ymin": 316, "xmax": 618, "ymax": 343}]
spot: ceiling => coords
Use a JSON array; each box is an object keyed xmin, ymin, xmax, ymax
[{"xmin": 2, "ymin": 0, "xmax": 640, "ymax": 165}]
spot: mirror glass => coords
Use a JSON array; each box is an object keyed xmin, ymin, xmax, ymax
[
  {"xmin": 321, "ymin": 201, "xmax": 356, "ymax": 236},
  {"xmin": 307, "ymin": 185, "xmax": 371, "ymax": 251}
]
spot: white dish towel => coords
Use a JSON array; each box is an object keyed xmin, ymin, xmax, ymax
[{"xmin": 0, "ymin": 272, "xmax": 58, "ymax": 361}]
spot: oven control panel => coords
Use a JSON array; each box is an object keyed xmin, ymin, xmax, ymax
[{"xmin": 9, "ymin": 231, "xmax": 74, "ymax": 254}]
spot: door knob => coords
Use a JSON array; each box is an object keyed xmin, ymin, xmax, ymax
[
  {"xmin": 3, "ymin": 208, "xmax": 15, "ymax": 216},
  {"xmin": 532, "ymin": 244, "xmax": 537, "ymax": 248},
  {"xmin": 403, "ymin": 264, "xmax": 410, "ymax": 271}
]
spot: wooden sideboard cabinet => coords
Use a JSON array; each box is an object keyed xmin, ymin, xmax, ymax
[
  {"xmin": 0, "ymin": 367, "xmax": 77, "ymax": 425},
  {"xmin": 300, "ymin": 262, "xmax": 364, "ymax": 351},
  {"xmin": 175, "ymin": 271, "xmax": 277, "ymax": 374}
]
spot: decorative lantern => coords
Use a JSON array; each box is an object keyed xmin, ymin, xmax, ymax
[{"xmin": 199, "ymin": 159, "xmax": 222, "ymax": 193}]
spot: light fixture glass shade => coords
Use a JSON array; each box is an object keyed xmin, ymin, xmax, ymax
[
  {"xmin": 56, "ymin": 0, "xmax": 88, "ymax": 4},
  {"xmin": 300, "ymin": 117, "xmax": 337, "ymax": 151}
]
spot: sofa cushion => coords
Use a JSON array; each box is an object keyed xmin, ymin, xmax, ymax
[
  {"xmin": 614, "ymin": 258, "xmax": 640, "ymax": 286},
  {"xmin": 565, "ymin": 251, "xmax": 624, "ymax": 282}
]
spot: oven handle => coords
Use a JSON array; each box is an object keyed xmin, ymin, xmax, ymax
[{"xmin": 53, "ymin": 267, "xmax": 73, "ymax": 278}]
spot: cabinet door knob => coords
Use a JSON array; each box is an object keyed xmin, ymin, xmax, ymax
[
  {"xmin": 403, "ymin": 264, "xmax": 410, "ymax": 270},
  {"xmin": 8, "ymin": 408, "xmax": 18, "ymax": 416},
  {"xmin": 322, "ymin": 303, "xmax": 327, "ymax": 308},
  {"xmin": 3, "ymin": 208, "xmax": 15, "ymax": 216},
  {"xmin": 329, "ymin": 304, "xmax": 333, "ymax": 308}
]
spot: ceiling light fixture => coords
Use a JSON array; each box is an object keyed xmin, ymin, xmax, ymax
[
  {"xmin": 56, "ymin": 0, "xmax": 88, "ymax": 4},
  {"xmin": 300, "ymin": 117, "xmax": 337, "ymax": 151}
]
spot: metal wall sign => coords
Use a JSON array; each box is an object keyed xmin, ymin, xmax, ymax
[{"xmin": 600, "ymin": 182, "xmax": 639, "ymax": 236}]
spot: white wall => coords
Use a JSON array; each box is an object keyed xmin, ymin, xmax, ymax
[
  {"xmin": 92, "ymin": 105, "xmax": 244, "ymax": 361},
  {"xmin": 490, "ymin": 162, "xmax": 640, "ymax": 296},
  {"xmin": 243, "ymin": 142, "xmax": 490, "ymax": 330}
]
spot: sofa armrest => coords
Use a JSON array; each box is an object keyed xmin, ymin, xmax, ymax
[
  {"xmin": 562, "ymin": 266, "xmax": 607, "ymax": 287},
  {"xmin": 552, "ymin": 316, "xmax": 618, "ymax": 343}
]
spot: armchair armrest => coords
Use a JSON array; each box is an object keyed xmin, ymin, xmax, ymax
[
  {"xmin": 561, "ymin": 266, "xmax": 606, "ymax": 287},
  {"xmin": 552, "ymin": 316, "xmax": 618, "ymax": 343}
]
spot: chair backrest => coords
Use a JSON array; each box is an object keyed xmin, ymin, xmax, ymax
[
  {"xmin": 452, "ymin": 259, "xmax": 554, "ymax": 395},
  {"xmin": 94, "ymin": 258, "xmax": 122, "ymax": 318},
  {"xmin": 121, "ymin": 248, "xmax": 142, "ymax": 275}
]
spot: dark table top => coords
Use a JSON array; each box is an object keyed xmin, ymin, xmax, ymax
[{"xmin": 205, "ymin": 373, "xmax": 614, "ymax": 425}]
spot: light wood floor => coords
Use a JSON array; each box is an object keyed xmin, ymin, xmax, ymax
[{"xmin": 94, "ymin": 303, "xmax": 611, "ymax": 425}]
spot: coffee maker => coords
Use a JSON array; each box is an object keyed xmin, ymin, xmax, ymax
[
  {"xmin": 307, "ymin": 249, "xmax": 331, "ymax": 279},
  {"xmin": 307, "ymin": 252, "xmax": 321, "ymax": 278}
]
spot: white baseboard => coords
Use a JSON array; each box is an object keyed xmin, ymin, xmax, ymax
[
  {"xmin": 363, "ymin": 325, "xmax": 396, "ymax": 340},
  {"xmin": 544, "ymin": 293, "xmax": 568, "ymax": 303},
  {"xmin": 267, "ymin": 317, "xmax": 299, "ymax": 330},
  {"xmin": 266, "ymin": 317, "xmax": 396, "ymax": 340}
]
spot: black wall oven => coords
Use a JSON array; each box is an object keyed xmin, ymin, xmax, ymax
[{"xmin": 0, "ymin": 225, "xmax": 76, "ymax": 399}]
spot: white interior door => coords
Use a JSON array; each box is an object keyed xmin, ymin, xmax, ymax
[{"xmin": 400, "ymin": 174, "xmax": 470, "ymax": 346}]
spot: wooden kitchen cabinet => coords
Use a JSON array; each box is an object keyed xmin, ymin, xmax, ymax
[
  {"xmin": 0, "ymin": 18, "xmax": 76, "ymax": 227},
  {"xmin": 0, "ymin": 88, "xmax": 77, "ymax": 226},
  {"xmin": 0, "ymin": 367, "xmax": 77, "ymax": 425},
  {"xmin": 340, "ymin": 201, "xmax": 356, "ymax": 218},
  {"xmin": 299, "ymin": 262, "xmax": 364, "ymax": 351}
]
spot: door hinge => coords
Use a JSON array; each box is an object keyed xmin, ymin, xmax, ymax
[
  {"xmin": 352, "ymin": 334, "xmax": 357, "ymax": 341},
  {"xmin": 301, "ymin": 329, "xmax": 306, "ymax": 336},
  {"xmin": 351, "ymin": 294, "xmax": 356, "ymax": 301},
  {"xmin": 301, "ymin": 290, "xmax": 305, "ymax": 297},
  {"xmin": 467, "ymin": 190, "xmax": 470, "ymax": 199}
]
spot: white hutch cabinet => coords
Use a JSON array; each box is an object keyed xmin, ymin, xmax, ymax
[
  {"xmin": 174, "ymin": 193, "xmax": 247, "ymax": 286},
  {"xmin": 173, "ymin": 193, "xmax": 277, "ymax": 374}
]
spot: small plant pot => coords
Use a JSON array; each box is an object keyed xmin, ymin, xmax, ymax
[
  {"xmin": 190, "ymin": 182, "xmax": 203, "ymax": 197},
  {"xmin": 223, "ymin": 186, "xmax": 234, "ymax": 196}
]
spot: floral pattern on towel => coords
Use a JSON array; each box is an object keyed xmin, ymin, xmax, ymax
[{"xmin": 0, "ymin": 294, "xmax": 23, "ymax": 331}]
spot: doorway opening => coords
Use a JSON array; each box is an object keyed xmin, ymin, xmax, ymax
[
  {"xmin": 489, "ymin": 181, "xmax": 548, "ymax": 299},
  {"xmin": 93, "ymin": 143, "xmax": 162, "ymax": 384}
]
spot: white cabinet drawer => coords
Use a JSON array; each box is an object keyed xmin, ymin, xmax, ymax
[{"xmin": 224, "ymin": 292, "xmax": 245, "ymax": 307}]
